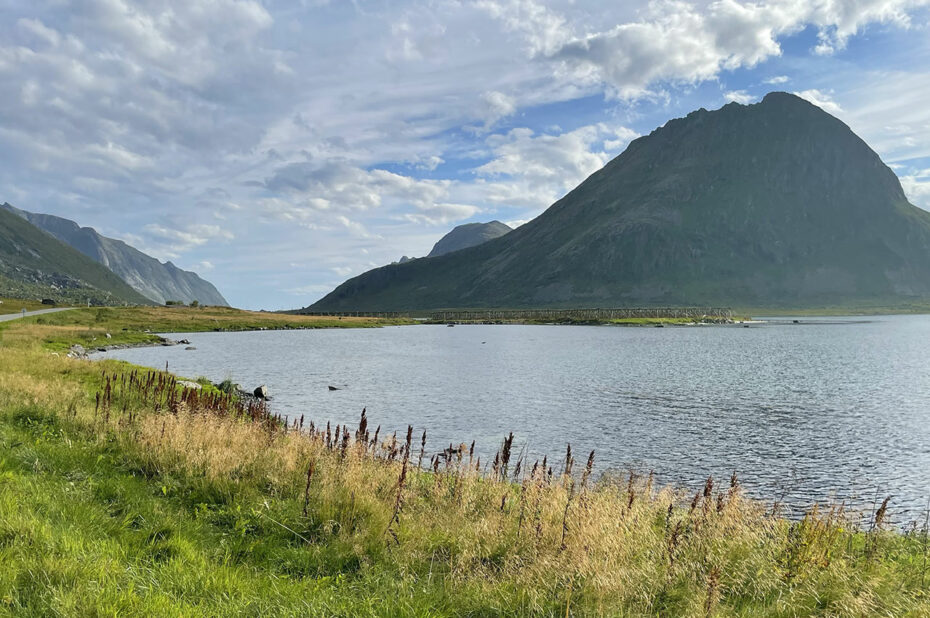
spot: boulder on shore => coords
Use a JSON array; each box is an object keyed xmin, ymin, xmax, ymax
[{"xmin": 67, "ymin": 344, "xmax": 87, "ymax": 359}]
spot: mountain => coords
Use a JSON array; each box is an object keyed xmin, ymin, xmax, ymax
[
  {"xmin": 1, "ymin": 204, "xmax": 228, "ymax": 306},
  {"xmin": 309, "ymin": 92, "xmax": 930, "ymax": 311},
  {"xmin": 426, "ymin": 221, "xmax": 512, "ymax": 257},
  {"xmin": 0, "ymin": 206, "xmax": 153, "ymax": 305}
]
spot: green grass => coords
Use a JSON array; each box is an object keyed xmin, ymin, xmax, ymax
[
  {"xmin": 1, "ymin": 311, "xmax": 930, "ymax": 616},
  {"xmin": 0, "ymin": 297, "xmax": 50, "ymax": 314}
]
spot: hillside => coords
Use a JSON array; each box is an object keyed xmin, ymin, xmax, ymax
[
  {"xmin": 426, "ymin": 220, "xmax": 512, "ymax": 257},
  {"xmin": 0, "ymin": 207, "xmax": 152, "ymax": 305},
  {"xmin": 1, "ymin": 204, "xmax": 228, "ymax": 306},
  {"xmin": 310, "ymin": 93, "xmax": 930, "ymax": 311}
]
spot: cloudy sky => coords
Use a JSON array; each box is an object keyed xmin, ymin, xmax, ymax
[{"xmin": 2, "ymin": 0, "xmax": 929, "ymax": 309}]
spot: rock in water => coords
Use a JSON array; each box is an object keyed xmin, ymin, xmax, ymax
[{"xmin": 254, "ymin": 385, "xmax": 269, "ymax": 399}]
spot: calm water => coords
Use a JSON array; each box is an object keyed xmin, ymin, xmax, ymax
[{"xmin": 101, "ymin": 316, "xmax": 930, "ymax": 521}]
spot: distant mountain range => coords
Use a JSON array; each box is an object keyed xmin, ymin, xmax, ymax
[
  {"xmin": 1, "ymin": 203, "xmax": 228, "ymax": 306},
  {"xmin": 427, "ymin": 221, "xmax": 512, "ymax": 257},
  {"xmin": 309, "ymin": 92, "xmax": 930, "ymax": 311},
  {"xmin": 0, "ymin": 206, "xmax": 152, "ymax": 305}
]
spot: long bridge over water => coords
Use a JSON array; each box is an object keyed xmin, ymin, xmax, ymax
[{"xmin": 297, "ymin": 307, "xmax": 735, "ymax": 322}]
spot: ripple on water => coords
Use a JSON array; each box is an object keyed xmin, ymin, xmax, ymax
[{"xmin": 101, "ymin": 315, "xmax": 930, "ymax": 522}]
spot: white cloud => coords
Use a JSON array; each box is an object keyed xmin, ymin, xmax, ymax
[
  {"xmin": 262, "ymin": 160, "xmax": 477, "ymax": 227},
  {"xmin": 143, "ymin": 223, "xmax": 235, "ymax": 258},
  {"xmin": 793, "ymin": 89, "xmax": 844, "ymax": 116},
  {"xmin": 482, "ymin": 0, "xmax": 930, "ymax": 98},
  {"xmin": 724, "ymin": 90, "xmax": 757, "ymax": 104},
  {"xmin": 478, "ymin": 90, "xmax": 517, "ymax": 130},
  {"xmin": 473, "ymin": 123, "xmax": 638, "ymax": 209},
  {"xmin": 403, "ymin": 203, "xmax": 482, "ymax": 225},
  {"xmin": 764, "ymin": 75, "xmax": 790, "ymax": 84},
  {"xmin": 901, "ymin": 174, "xmax": 930, "ymax": 210}
]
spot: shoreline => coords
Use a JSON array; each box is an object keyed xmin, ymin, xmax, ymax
[{"xmin": 3, "ymin": 304, "xmax": 929, "ymax": 613}]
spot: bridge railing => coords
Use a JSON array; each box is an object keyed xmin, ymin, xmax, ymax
[{"xmin": 297, "ymin": 307, "xmax": 734, "ymax": 321}]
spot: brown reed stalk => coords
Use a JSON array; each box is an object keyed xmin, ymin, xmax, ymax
[
  {"xmin": 667, "ymin": 520, "xmax": 682, "ymax": 569},
  {"xmin": 704, "ymin": 565, "xmax": 721, "ymax": 617},
  {"xmin": 580, "ymin": 451, "xmax": 595, "ymax": 490},
  {"xmin": 500, "ymin": 432, "xmax": 514, "ymax": 480},
  {"xmin": 417, "ymin": 430, "xmax": 427, "ymax": 468},
  {"xmin": 867, "ymin": 496, "xmax": 893, "ymax": 561},
  {"xmin": 386, "ymin": 425, "xmax": 413, "ymax": 545},
  {"xmin": 559, "ymin": 476, "xmax": 576, "ymax": 552},
  {"xmin": 358, "ymin": 408, "xmax": 367, "ymax": 437},
  {"xmin": 701, "ymin": 476, "xmax": 715, "ymax": 520},
  {"xmin": 625, "ymin": 471, "xmax": 636, "ymax": 512},
  {"xmin": 302, "ymin": 459, "xmax": 316, "ymax": 517},
  {"xmin": 517, "ymin": 463, "xmax": 534, "ymax": 538},
  {"xmin": 340, "ymin": 427, "xmax": 350, "ymax": 457}
]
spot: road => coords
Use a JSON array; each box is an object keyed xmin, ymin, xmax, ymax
[{"xmin": 0, "ymin": 307, "xmax": 75, "ymax": 322}]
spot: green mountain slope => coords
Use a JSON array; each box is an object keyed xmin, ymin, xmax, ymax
[
  {"xmin": 427, "ymin": 221, "xmax": 512, "ymax": 257},
  {"xmin": 2, "ymin": 204, "xmax": 228, "ymax": 306},
  {"xmin": 310, "ymin": 92, "xmax": 930, "ymax": 311},
  {"xmin": 0, "ymin": 207, "xmax": 152, "ymax": 305}
]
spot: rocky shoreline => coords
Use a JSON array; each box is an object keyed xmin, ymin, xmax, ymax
[
  {"xmin": 71, "ymin": 338, "xmax": 271, "ymax": 405},
  {"xmin": 69, "ymin": 336, "xmax": 191, "ymax": 359}
]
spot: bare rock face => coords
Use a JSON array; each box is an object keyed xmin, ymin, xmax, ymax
[
  {"xmin": 309, "ymin": 92, "xmax": 930, "ymax": 311},
  {"xmin": 426, "ymin": 221, "xmax": 512, "ymax": 258},
  {"xmin": 1, "ymin": 204, "xmax": 228, "ymax": 306}
]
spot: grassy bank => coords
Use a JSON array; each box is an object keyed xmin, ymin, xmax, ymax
[
  {"xmin": 1, "ymin": 313, "xmax": 929, "ymax": 616},
  {"xmin": 0, "ymin": 297, "xmax": 48, "ymax": 314},
  {"xmin": 2, "ymin": 304, "xmax": 414, "ymax": 351}
]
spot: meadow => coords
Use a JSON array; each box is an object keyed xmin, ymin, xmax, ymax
[{"xmin": 0, "ymin": 307, "xmax": 929, "ymax": 616}]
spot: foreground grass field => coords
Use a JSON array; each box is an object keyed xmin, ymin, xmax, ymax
[{"xmin": 1, "ymin": 308, "xmax": 929, "ymax": 616}]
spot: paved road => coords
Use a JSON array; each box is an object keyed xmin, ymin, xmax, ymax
[{"xmin": 0, "ymin": 307, "xmax": 75, "ymax": 322}]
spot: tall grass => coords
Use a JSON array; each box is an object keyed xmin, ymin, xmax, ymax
[
  {"xmin": 33, "ymin": 368, "xmax": 923, "ymax": 615},
  {"xmin": 2, "ymin": 330, "xmax": 930, "ymax": 614}
]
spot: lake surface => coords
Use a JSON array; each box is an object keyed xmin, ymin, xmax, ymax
[{"xmin": 100, "ymin": 316, "xmax": 930, "ymax": 522}]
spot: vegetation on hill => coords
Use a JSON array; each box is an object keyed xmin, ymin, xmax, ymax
[
  {"xmin": 0, "ymin": 310, "xmax": 929, "ymax": 615},
  {"xmin": 310, "ymin": 93, "xmax": 930, "ymax": 312},
  {"xmin": 2, "ymin": 203, "xmax": 229, "ymax": 306},
  {"xmin": 0, "ymin": 207, "xmax": 152, "ymax": 306}
]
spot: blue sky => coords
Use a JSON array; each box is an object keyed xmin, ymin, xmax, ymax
[{"xmin": 1, "ymin": 0, "xmax": 929, "ymax": 309}]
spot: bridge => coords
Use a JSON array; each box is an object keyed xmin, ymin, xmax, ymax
[{"xmin": 297, "ymin": 307, "xmax": 734, "ymax": 322}]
